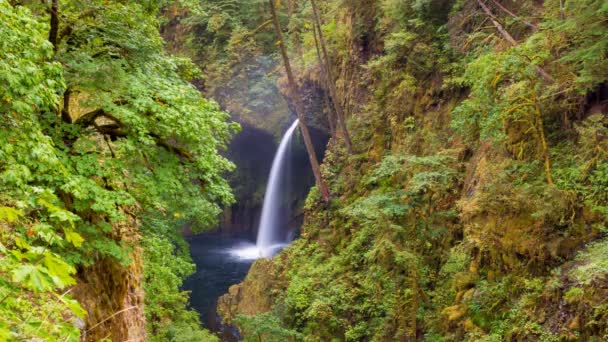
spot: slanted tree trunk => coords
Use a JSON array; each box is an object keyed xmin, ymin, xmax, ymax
[
  {"xmin": 312, "ymin": 24, "xmax": 336, "ymax": 137},
  {"xmin": 490, "ymin": 0, "xmax": 536, "ymax": 29},
  {"xmin": 268, "ymin": 0, "xmax": 331, "ymax": 202},
  {"xmin": 477, "ymin": 0, "xmax": 553, "ymax": 83},
  {"xmin": 310, "ymin": 0, "xmax": 353, "ymax": 154},
  {"xmin": 61, "ymin": 88, "xmax": 72, "ymax": 123}
]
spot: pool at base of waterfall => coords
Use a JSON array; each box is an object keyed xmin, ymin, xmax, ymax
[
  {"xmin": 183, "ymin": 231, "xmax": 254, "ymax": 341},
  {"xmin": 182, "ymin": 231, "xmax": 288, "ymax": 341}
]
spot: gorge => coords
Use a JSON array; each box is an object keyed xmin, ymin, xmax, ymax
[
  {"xmin": 184, "ymin": 118, "xmax": 324, "ymax": 339},
  {"xmin": 0, "ymin": 1, "xmax": 607, "ymax": 341}
]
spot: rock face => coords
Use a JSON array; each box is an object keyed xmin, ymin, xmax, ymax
[
  {"xmin": 214, "ymin": 0, "xmax": 608, "ymax": 339},
  {"xmin": 219, "ymin": 121, "xmax": 329, "ymax": 237},
  {"xmin": 72, "ymin": 220, "xmax": 146, "ymax": 342},
  {"xmin": 217, "ymin": 258, "xmax": 279, "ymax": 322},
  {"xmin": 219, "ymin": 123, "xmax": 275, "ymax": 236}
]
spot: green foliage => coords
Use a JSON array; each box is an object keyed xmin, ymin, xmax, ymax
[
  {"xmin": 3, "ymin": 0, "xmax": 608, "ymax": 340},
  {"xmin": 543, "ymin": 0, "xmax": 608, "ymax": 91},
  {"xmin": 451, "ymin": 46, "xmax": 547, "ymax": 146},
  {"xmin": 239, "ymin": 150, "xmax": 463, "ymax": 341},
  {"xmin": 224, "ymin": 0, "xmax": 608, "ymax": 341},
  {"xmin": 183, "ymin": 0, "xmax": 291, "ymax": 132},
  {"xmin": 142, "ymin": 227, "xmax": 218, "ymax": 341},
  {"xmin": 1, "ymin": 0, "xmax": 237, "ymax": 339},
  {"xmin": 365, "ymin": 0, "xmax": 452, "ymax": 119},
  {"xmin": 451, "ymin": 0, "xmax": 608, "ymax": 151},
  {"xmin": 235, "ymin": 313, "xmax": 302, "ymax": 342},
  {"xmin": 568, "ymin": 239, "xmax": 608, "ymax": 286},
  {"xmin": 0, "ymin": 3, "xmax": 85, "ymax": 339},
  {"xmin": 553, "ymin": 114, "xmax": 608, "ymax": 221}
]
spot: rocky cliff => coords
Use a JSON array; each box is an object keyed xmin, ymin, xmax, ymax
[{"xmin": 218, "ymin": 1, "xmax": 608, "ymax": 340}]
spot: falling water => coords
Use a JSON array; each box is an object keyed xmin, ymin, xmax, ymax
[
  {"xmin": 256, "ymin": 119, "xmax": 299, "ymax": 257},
  {"xmin": 227, "ymin": 119, "xmax": 299, "ymax": 260}
]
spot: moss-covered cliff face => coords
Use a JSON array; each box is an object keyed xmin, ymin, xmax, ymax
[
  {"xmin": 72, "ymin": 218, "xmax": 145, "ymax": 342},
  {"xmin": 218, "ymin": 0, "xmax": 608, "ymax": 340}
]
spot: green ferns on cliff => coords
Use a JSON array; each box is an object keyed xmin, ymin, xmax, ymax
[
  {"xmin": 0, "ymin": 1, "xmax": 235, "ymax": 340},
  {"xmin": 2, "ymin": 0, "xmax": 608, "ymax": 340},
  {"xmin": 219, "ymin": 0, "xmax": 608, "ymax": 341}
]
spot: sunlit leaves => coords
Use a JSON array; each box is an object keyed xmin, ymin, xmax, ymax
[
  {"xmin": 56, "ymin": 294, "xmax": 87, "ymax": 319},
  {"xmin": 11, "ymin": 264, "xmax": 55, "ymax": 292},
  {"xmin": 11, "ymin": 252, "xmax": 76, "ymax": 292},
  {"xmin": 63, "ymin": 229, "xmax": 84, "ymax": 248},
  {"xmin": 0, "ymin": 207, "xmax": 23, "ymax": 223}
]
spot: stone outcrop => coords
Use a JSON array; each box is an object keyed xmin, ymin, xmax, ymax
[{"xmin": 72, "ymin": 220, "xmax": 146, "ymax": 342}]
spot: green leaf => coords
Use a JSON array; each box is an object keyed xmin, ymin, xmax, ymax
[
  {"xmin": 43, "ymin": 253, "xmax": 76, "ymax": 288},
  {"xmin": 57, "ymin": 295, "xmax": 87, "ymax": 319},
  {"xmin": 0, "ymin": 323, "xmax": 11, "ymax": 341},
  {"xmin": 63, "ymin": 229, "xmax": 84, "ymax": 247},
  {"xmin": 0, "ymin": 206, "xmax": 23, "ymax": 222},
  {"xmin": 11, "ymin": 264, "xmax": 55, "ymax": 292}
]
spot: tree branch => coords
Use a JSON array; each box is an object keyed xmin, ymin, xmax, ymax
[
  {"xmin": 313, "ymin": 24, "xmax": 336, "ymax": 137},
  {"xmin": 74, "ymin": 108, "xmax": 194, "ymax": 162},
  {"xmin": 268, "ymin": 0, "xmax": 330, "ymax": 202},
  {"xmin": 85, "ymin": 306, "xmax": 138, "ymax": 333},
  {"xmin": 490, "ymin": 0, "xmax": 537, "ymax": 29},
  {"xmin": 477, "ymin": 0, "xmax": 553, "ymax": 83},
  {"xmin": 310, "ymin": 0, "xmax": 353, "ymax": 153},
  {"xmin": 148, "ymin": 133, "xmax": 192, "ymax": 161}
]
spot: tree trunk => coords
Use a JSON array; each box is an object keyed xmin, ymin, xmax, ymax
[
  {"xmin": 268, "ymin": 0, "xmax": 331, "ymax": 202},
  {"xmin": 313, "ymin": 24, "xmax": 336, "ymax": 137},
  {"xmin": 477, "ymin": 0, "xmax": 553, "ymax": 83},
  {"xmin": 49, "ymin": 0, "xmax": 59, "ymax": 51},
  {"xmin": 61, "ymin": 89, "xmax": 72, "ymax": 123},
  {"xmin": 310, "ymin": 0, "xmax": 353, "ymax": 153},
  {"xmin": 490, "ymin": 0, "xmax": 536, "ymax": 29}
]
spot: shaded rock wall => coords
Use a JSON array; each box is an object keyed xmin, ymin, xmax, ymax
[{"xmin": 73, "ymin": 219, "xmax": 145, "ymax": 342}]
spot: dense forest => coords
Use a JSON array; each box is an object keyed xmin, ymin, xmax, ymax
[{"xmin": 1, "ymin": 0, "xmax": 607, "ymax": 341}]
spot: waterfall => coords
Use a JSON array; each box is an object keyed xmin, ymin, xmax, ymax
[{"xmin": 256, "ymin": 119, "xmax": 299, "ymax": 257}]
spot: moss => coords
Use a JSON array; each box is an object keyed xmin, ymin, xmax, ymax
[
  {"xmin": 215, "ymin": 0, "xmax": 608, "ymax": 340},
  {"xmin": 72, "ymin": 219, "xmax": 145, "ymax": 342},
  {"xmin": 568, "ymin": 239, "xmax": 608, "ymax": 286}
]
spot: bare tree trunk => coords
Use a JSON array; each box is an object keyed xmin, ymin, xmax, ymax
[
  {"xmin": 310, "ymin": 0, "xmax": 353, "ymax": 154},
  {"xmin": 49, "ymin": 0, "xmax": 59, "ymax": 51},
  {"xmin": 61, "ymin": 88, "xmax": 72, "ymax": 123},
  {"xmin": 268, "ymin": 0, "xmax": 331, "ymax": 202},
  {"xmin": 477, "ymin": 0, "xmax": 553, "ymax": 83},
  {"xmin": 490, "ymin": 0, "xmax": 536, "ymax": 29},
  {"xmin": 313, "ymin": 24, "xmax": 336, "ymax": 137}
]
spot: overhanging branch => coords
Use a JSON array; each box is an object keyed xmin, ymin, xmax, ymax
[{"xmin": 71, "ymin": 107, "xmax": 195, "ymax": 163}]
